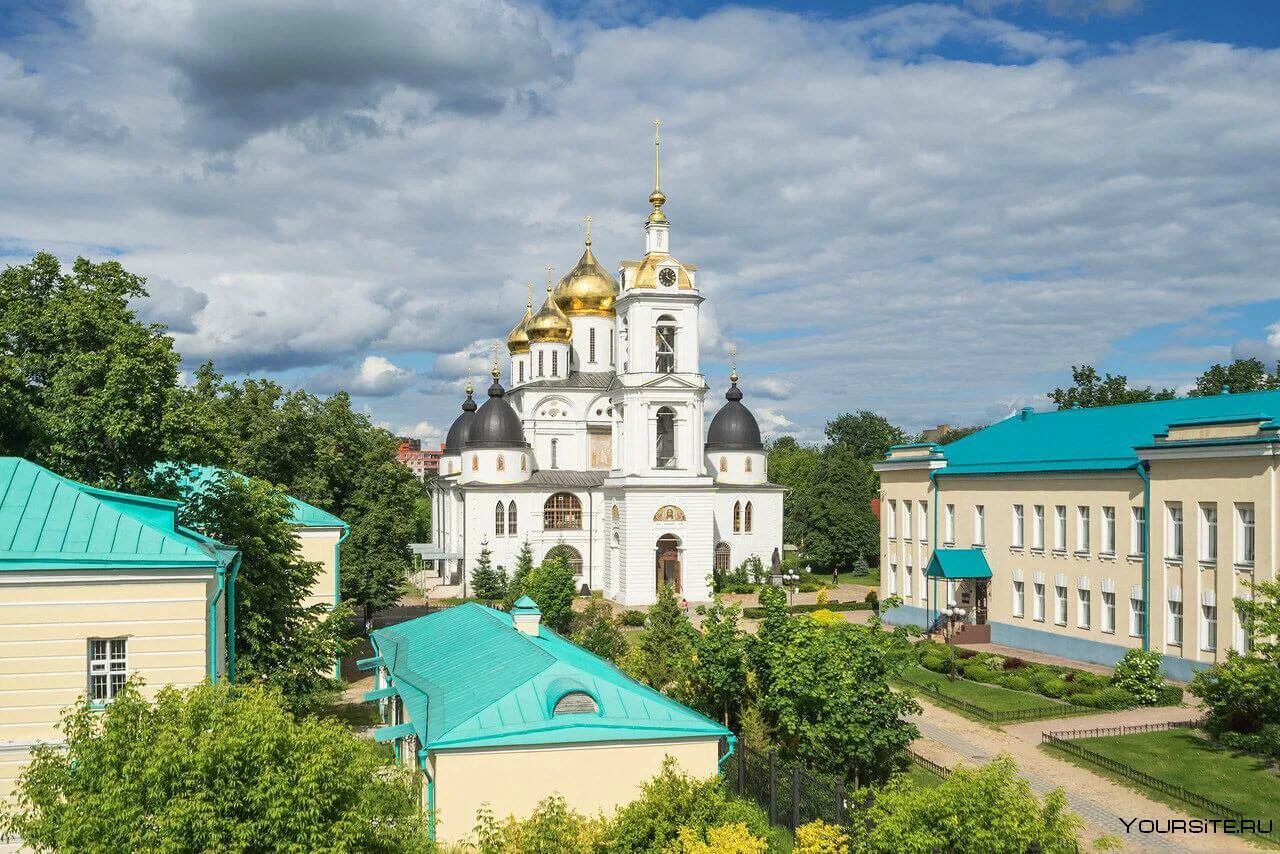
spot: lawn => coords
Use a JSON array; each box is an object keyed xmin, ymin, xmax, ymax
[
  {"xmin": 830, "ymin": 567, "xmax": 880, "ymax": 587},
  {"xmin": 902, "ymin": 762, "xmax": 946, "ymax": 789},
  {"xmin": 897, "ymin": 666, "xmax": 1084, "ymax": 722},
  {"xmin": 1049, "ymin": 728, "xmax": 1280, "ymax": 825}
]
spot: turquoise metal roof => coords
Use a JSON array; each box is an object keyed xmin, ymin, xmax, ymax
[
  {"xmin": 0, "ymin": 458, "xmax": 230, "ymax": 572},
  {"xmin": 370, "ymin": 603, "xmax": 730, "ymax": 751},
  {"xmin": 926, "ymin": 548, "xmax": 992, "ymax": 579},
  {"xmin": 930, "ymin": 390, "xmax": 1280, "ymax": 476},
  {"xmin": 157, "ymin": 463, "xmax": 348, "ymax": 529}
]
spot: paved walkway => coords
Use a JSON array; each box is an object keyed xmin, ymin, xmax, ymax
[{"xmin": 910, "ymin": 698, "xmax": 1260, "ymax": 853}]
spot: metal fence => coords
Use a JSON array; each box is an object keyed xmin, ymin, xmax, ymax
[
  {"xmin": 906, "ymin": 748, "xmax": 952, "ymax": 779},
  {"xmin": 1041, "ymin": 722, "xmax": 1280, "ymax": 845},
  {"xmin": 898, "ymin": 672, "xmax": 1093, "ymax": 723},
  {"xmin": 723, "ymin": 744, "xmax": 849, "ymax": 830}
]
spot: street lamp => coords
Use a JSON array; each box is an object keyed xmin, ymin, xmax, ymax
[{"xmin": 783, "ymin": 571, "xmax": 800, "ymax": 606}]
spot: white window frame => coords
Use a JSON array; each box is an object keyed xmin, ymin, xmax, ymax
[
  {"xmin": 1168, "ymin": 598, "xmax": 1183, "ymax": 645},
  {"xmin": 88, "ymin": 638, "xmax": 128, "ymax": 704},
  {"xmin": 944, "ymin": 504, "xmax": 956, "ymax": 544},
  {"xmin": 1235, "ymin": 503, "xmax": 1255, "ymax": 566},
  {"xmin": 1130, "ymin": 596, "xmax": 1145, "ymax": 638},
  {"xmin": 1076, "ymin": 506, "xmax": 1090, "ymax": 553},
  {"xmin": 902, "ymin": 501, "xmax": 913, "ymax": 541},
  {"xmin": 1012, "ymin": 505, "xmax": 1024, "ymax": 548},
  {"xmin": 1077, "ymin": 588, "xmax": 1091, "ymax": 629},
  {"xmin": 1033, "ymin": 582, "xmax": 1045, "ymax": 622},
  {"xmin": 1199, "ymin": 503, "xmax": 1218, "ymax": 564},
  {"xmin": 1032, "ymin": 505, "xmax": 1045, "ymax": 550},
  {"xmin": 1102, "ymin": 506, "xmax": 1116, "ymax": 555},
  {"xmin": 1054, "ymin": 584, "xmax": 1068, "ymax": 626},
  {"xmin": 1201, "ymin": 603, "xmax": 1217, "ymax": 652},
  {"xmin": 1166, "ymin": 502, "xmax": 1183, "ymax": 561},
  {"xmin": 888, "ymin": 559, "xmax": 898, "ymax": 595},
  {"xmin": 973, "ymin": 505, "xmax": 985, "ymax": 546},
  {"xmin": 887, "ymin": 500, "xmax": 897, "ymax": 539},
  {"xmin": 1053, "ymin": 505, "xmax": 1067, "ymax": 552},
  {"xmin": 919, "ymin": 501, "xmax": 929, "ymax": 543},
  {"xmin": 1101, "ymin": 591, "xmax": 1116, "ymax": 634},
  {"xmin": 904, "ymin": 554, "xmax": 913, "ymax": 597},
  {"xmin": 1012, "ymin": 579, "xmax": 1025, "ymax": 618},
  {"xmin": 1131, "ymin": 507, "xmax": 1146, "ymax": 556}
]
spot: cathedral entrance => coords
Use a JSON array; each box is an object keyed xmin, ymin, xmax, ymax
[{"xmin": 656, "ymin": 534, "xmax": 681, "ymax": 594}]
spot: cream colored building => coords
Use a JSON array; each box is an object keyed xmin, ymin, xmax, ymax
[
  {"xmin": 875, "ymin": 392, "xmax": 1279, "ymax": 680},
  {"xmin": 364, "ymin": 598, "xmax": 730, "ymax": 844},
  {"xmin": 0, "ymin": 458, "xmax": 239, "ymax": 808}
]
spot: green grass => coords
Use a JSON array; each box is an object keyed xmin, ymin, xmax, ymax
[
  {"xmin": 902, "ymin": 763, "xmax": 946, "ymax": 789},
  {"xmin": 327, "ymin": 699, "xmax": 382, "ymax": 729},
  {"xmin": 897, "ymin": 667, "xmax": 1087, "ymax": 723},
  {"xmin": 829, "ymin": 567, "xmax": 880, "ymax": 587},
  {"xmin": 1048, "ymin": 729, "xmax": 1280, "ymax": 825}
]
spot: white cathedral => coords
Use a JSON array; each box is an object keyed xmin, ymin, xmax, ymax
[{"xmin": 429, "ymin": 130, "xmax": 783, "ymax": 607}]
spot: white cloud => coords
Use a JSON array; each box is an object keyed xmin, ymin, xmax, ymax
[
  {"xmin": 311, "ymin": 355, "xmax": 415, "ymax": 396},
  {"xmin": 398, "ymin": 419, "xmax": 446, "ymax": 445}
]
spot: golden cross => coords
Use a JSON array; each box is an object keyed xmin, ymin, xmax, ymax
[
  {"xmin": 584, "ymin": 214, "xmax": 592, "ymax": 244},
  {"xmin": 730, "ymin": 344, "xmax": 739, "ymax": 383},
  {"xmin": 525, "ymin": 282, "xmax": 533, "ymax": 308},
  {"xmin": 653, "ymin": 118, "xmax": 662, "ymax": 191},
  {"xmin": 545, "ymin": 264, "xmax": 554, "ymax": 290}
]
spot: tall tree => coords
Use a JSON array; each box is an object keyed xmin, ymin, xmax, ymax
[
  {"xmin": 470, "ymin": 545, "xmax": 508, "ymax": 602},
  {"xmin": 766, "ymin": 437, "xmax": 822, "ymax": 551},
  {"xmin": 690, "ymin": 597, "xmax": 750, "ymax": 726},
  {"xmin": 624, "ymin": 584, "xmax": 696, "ymax": 697},
  {"xmin": 0, "ymin": 253, "xmax": 180, "ymax": 490},
  {"xmin": 1049, "ymin": 364, "xmax": 1175, "ymax": 410},
  {"xmin": 823, "ymin": 411, "xmax": 908, "ymax": 461},
  {"xmin": 520, "ymin": 555, "xmax": 577, "ymax": 633},
  {"xmin": 1188, "ymin": 358, "xmax": 1280, "ymax": 397},
  {"xmin": 571, "ymin": 594, "xmax": 629, "ymax": 663},
  {"xmin": 802, "ymin": 446, "xmax": 880, "ymax": 572}
]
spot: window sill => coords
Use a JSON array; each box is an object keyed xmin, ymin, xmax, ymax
[
  {"xmin": 1054, "ymin": 621, "xmax": 1067, "ymax": 627},
  {"xmin": 1051, "ymin": 549, "xmax": 1067, "ymax": 557},
  {"xmin": 1200, "ymin": 647, "xmax": 1217, "ymax": 653},
  {"xmin": 1098, "ymin": 552, "xmax": 1116, "ymax": 561},
  {"xmin": 1198, "ymin": 560, "xmax": 1216, "ymax": 569},
  {"xmin": 1073, "ymin": 551, "xmax": 1091, "ymax": 559},
  {"xmin": 1033, "ymin": 618, "xmax": 1045, "ymax": 623},
  {"xmin": 1102, "ymin": 629, "xmax": 1115, "ymax": 635},
  {"xmin": 1234, "ymin": 562, "xmax": 1256, "ymax": 571},
  {"xmin": 1126, "ymin": 553, "xmax": 1144, "ymax": 562},
  {"xmin": 1010, "ymin": 546, "xmax": 1025, "ymax": 553},
  {"xmin": 943, "ymin": 540, "xmax": 956, "ymax": 547},
  {"xmin": 971, "ymin": 543, "xmax": 986, "ymax": 550},
  {"xmin": 1165, "ymin": 557, "xmax": 1184, "ymax": 566},
  {"xmin": 1030, "ymin": 547, "xmax": 1045, "ymax": 554}
]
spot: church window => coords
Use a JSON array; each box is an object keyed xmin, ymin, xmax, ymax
[
  {"xmin": 519, "ymin": 361, "xmax": 525, "ymax": 383},
  {"xmin": 719, "ymin": 456, "xmax": 727, "ymax": 473},
  {"xmin": 495, "ymin": 502, "xmax": 506, "ymax": 536},
  {"xmin": 544, "ymin": 493, "xmax": 582, "ymax": 530},
  {"xmin": 550, "ymin": 439, "xmax": 558, "ymax": 469},
  {"xmin": 471, "ymin": 455, "xmax": 478, "ymax": 472},
  {"xmin": 589, "ymin": 328, "xmax": 596, "ymax": 363},
  {"xmin": 715, "ymin": 542, "xmax": 731, "ymax": 577},
  {"xmin": 545, "ymin": 544, "xmax": 584, "ymax": 575},
  {"xmin": 655, "ymin": 316, "xmax": 676, "ymax": 373},
  {"xmin": 551, "ymin": 351, "xmax": 558, "ymax": 377},
  {"xmin": 745, "ymin": 457, "xmax": 753, "ymax": 473},
  {"xmin": 656, "ymin": 406, "xmax": 676, "ymax": 468},
  {"xmin": 538, "ymin": 351, "xmax": 544, "ymax": 377},
  {"xmin": 520, "ymin": 456, "xmax": 527, "ymax": 471},
  {"xmin": 496, "ymin": 454, "xmax": 505, "ymax": 472},
  {"xmin": 508, "ymin": 501, "xmax": 518, "ymax": 535},
  {"xmin": 745, "ymin": 502, "xmax": 754, "ymax": 533},
  {"xmin": 733, "ymin": 501, "xmax": 742, "ymax": 533}
]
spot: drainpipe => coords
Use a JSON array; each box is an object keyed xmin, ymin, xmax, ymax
[
  {"xmin": 334, "ymin": 525, "xmax": 351, "ymax": 679},
  {"xmin": 208, "ymin": 561, "xmax": 227, "ymax": 683},
  {"xmin": 929, "ymin": 469, "xmax": 942, "ymax": 632},
  {"xmin": 588, "ymin": 491, "xmax": 594, "ymax": 591},
  {"xmin": 418, "ymin": 748, "xmax": 436, "ymax": 841},
  {"xmin": 226, "ymin": 554, "xmax": 242, "ymax": 682},
  {"xmin": 1136, "ymin": 461, "xmax": 1151, "ymax": 651},
  {"xmin": 718, "ymin": 734, "xmax": 738, "ymax": 772}
]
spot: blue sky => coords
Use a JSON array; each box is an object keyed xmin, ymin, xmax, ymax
[{"xmin": 2, "ymin": 0, "xmax": 1278, "ymax": 442}]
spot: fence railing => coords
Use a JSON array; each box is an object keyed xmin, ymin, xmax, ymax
[
  {"xmin": 1041, "ymin": 723, "xmax": 1280, "ymax": 845},
  {"xmin": 724, "ymin": 744, "xmax": 848, "ymax": 830},
  {"xmin": 897, "ymin": 672, "xmax": 1093, "ymax": 723},
  {"xmin": 906, "ymin": 749, "xmax": 951, "ymax": 779}
]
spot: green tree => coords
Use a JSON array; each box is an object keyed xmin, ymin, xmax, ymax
[
  {"xmin": 767, "ymin": 437, "xmax": 822, "ymax": 550},
  {"xmin": 1050, "ymin": 364, "xmax": 1175, "ymax": 410},
  {"xmin": 850, "ymin": 757, "xmax": 1081, "ymax": 853},
  {"xmin": 931, "ymin": 424, "xmax": 984, "ymax": 444},
  {"xmin": 0, "ymin": 253, "xmax": 180, "ymax": 490},
  {"xmin": 413, "ymin": 493, "xmax": 432, "ymax": 542},
  {"xmin": 691, "ymin": 597, "xmax": 749, "ymax": 726},
  {"xmin": 824, "ymin": 410, "xmax": 908, "ymax": 461},
  {"xmin": 1191, "ymin": 578, "xmax": 1280, "ymax": 737},
  {"xmin": 1189, "ymin": 358, "xmax": 1280, "ymax": 397},
  {"xmin": 521, "ymin": 555, "xmax": 577, "ymax": 633},
  {"xmin": 172, "ymin": 469, "xmax": 351, "ymax": 708},
  {"xmin": 802, "ymin": 447, "xmax": 880, "ymax": 572},
  {"xmin": 571, "ymin": 593, "xmax": 629, "ymax": 662},
  {"xmin": 623, "ymin": 583, "xmax": 696, "ymax": 697},
  {"xmin": 0, "ymin": 680, "xmax": 428, "ymax": 852},
  {"xmin": 471, "ymin": 545, "xmax": 508, "ymax": 601}
]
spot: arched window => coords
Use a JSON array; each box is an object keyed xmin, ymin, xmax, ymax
[
  {"xmin": 656, "ymin": 406, "xmax": 676, "ymax": 469},
  {"xmin": 495, "ymin": 501, "xmax": 506, "ymax": 536},
  {"xmin": 545, "ymin": 544, "xmax": 583, "ymax": 575},
  {"xmin": 745, "ymin": 501, "xmax": 754, "ymax": 533},
  {"xmin": 544, "ymin": 493, "xmax": 582, "ymax": 530},
  {"xmin": 471, "ymin": 455, "xmax": 479, "ymax": 472},
  {"xmin": 508, "ymin": 501, "xmax": 518, "ymax": 535},
  {"xmin": 715, "ymin": 542, "xmax": 731, "ymax": 577},
  {"xmin": 497, "ymin": 454, "xmax": 505, "ymax": 472},
  {"xmin": 589, "ymin": 328, "xmax": 596, "ymax": 363},
  {"xmin": 550, "ymin": 438, "xmax": 558, "ymax": 469},
  {"xmin": 519, "ymin": 361, "xmax": 525, "ymax": 383},
  {"xmin": 744, "ymin": 457, "xmax": 753, "ymax": 473},
  {"xmin": 538, "ymin": 351, "xmax": 544, "ymax": 377},
  {"xmin": 553, "ymin": 690, "xmax": 598, "ymax": 715},
  {"xmin": 655, "ymin": 315, "xmax": 676, "ymax": 373},
  {"xmin": 719, "ymin": 456, "xmax": 727, "ymax": 473},
  {"xmin": 733, "ymin": 501, "xmax": 742, "ymax": 533},
  {"xmin": 552, "ymin": 351, "xmax": 558, "ymax": 377}
]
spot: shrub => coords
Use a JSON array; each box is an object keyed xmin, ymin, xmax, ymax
[
  {"xmin": 1219, "ymin": 724, "xmax": 1280, "ymax": 761},
  {"xmin": 1155, "ymin": 684, "xmax": 1184, "ymax": 706},
  {"xmin": 979, "ymin": 654, "xmax": 1005, "ymax": 671},
  {"xmin": 1069, "ymin": 671, "xmax": 1108, "ymax": 693},
  {"xmin": 795, "ymin": 819, "xmax": 848, "ymax": 854},
  {"xmin": 955, "ymin": 647, "xmax": 978, "ymax": 659},
  {"xmin": 810, "ymin": 609, "xmax": 844, "ymax": 626},
  {"xmin": 1001, "ymin": 656, "xmax": 1028, "ymax": 671},
  {"xmin": 1191, "ymin": 653, "xmax": 1280, "ymax": 734},
  {"xmin": 1000, "ymin": 675, "xmax": 1031, "ymax": 692},
  {"xmin": 1037, "ymin": 678, "xmax": 1068, "ymax": 699},
  {"xmin": 1073, "ymin": 692, "xmax": 1102, "ymax": 709},
  {"xmin": 1092, "ymin": 686, "xmax": 1138, "ymax": 710},
  {"xmin": 1111, "ymin": 648, "xmax": 1165, "ymax": 706},
  {"xmin": 816, "ymin": 588, "xmax": 829, "ymax": 606},
  {"xmin": 922, "ymin": 656, "xmax": 948, "ymax": 674},
  {"xmin": 672, "ymin": 822, "xmax": 768, "ymax": 854},
  {"xmin": 963, "ymin": 665, "xmax": 999, "ymax": 684},
  {"xmin": 473, "ymin": 794, "xmax": 606, "ymax": 853},
  {"xmin": 799, "ymin": 582, "xmax": 823, "ymax": 594},
  {"xmin": 622, "ymin": 610, "xmax": 647, "ymax": 627}
]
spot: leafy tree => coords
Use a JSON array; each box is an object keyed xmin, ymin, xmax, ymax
[
  {"xmin": 767, "ymin": 437, "xmax": 822, "ymax": 549},
  {"xmin": 672, "ymin": 823, "xmax": 768, "ymax": 854},
  {"xmin": 1188, "ymin": 358, "xmax": 1280, "ymax": 397},
  {"xmin": 750, "ymin": 585, "xmax": 791, "ymax": 699},
  {"xmin": 1192, "ymin": 578, "xmax": 1280, "ymax": 737},
  {"xmin": 691, "ymin": 597, "xmax": 749, "ymax": 726},
  {"xmin": 824, "ymin": 410, "xmax": 908, "ymax": 461},
  {"xmin": 1049, "ymin": 364, "xmax": 1175, "ymax": 410},
  {"xmin": 470, "ymin": 545, "xmax": 508, "ymax": 601},
  {"xmin": 623, "ymin": 583, "xmax": 696, "ymax": 696},
  {"xmin": 795, "ymin": 819, "xmax": 849, "ymax": 854},
  {"xmin": 473, "ymin": 794, "xmax": 607, "ymax": 853},
  {"xmin": 931, "ymin": 424, "xmax": 984, "ymax": 444},
  {"xmin": 849, "ymin": 757, "xmax": 1081, "ymax": 853},
  {"xmin": 413, "ymin": 494, "xmax": 432, "ymax": 542},
  {"xmin": 1109, "ymin": 648, "xmax": 1164, "ymax": 706},
  {"xmin": 0, "ymin": 253, "xmax": 179, "ymax": 490},
  {"xmin": 521, "ymin": 555, "xmax": 577, "ymax": 633},
  {"xmin": 571, "ymin": 593, "xmax": 629, "ymax": 662},
  {"xmin": 0, "ymin": 680, "xmax": 428, "ymax": 852},
  {"xmin": 801, "ymin": 447, "xmax": 880, "ymax": 572},
  {"xmin": 171, "ymin": 469, "xmax": 351, "ymax": 708}
]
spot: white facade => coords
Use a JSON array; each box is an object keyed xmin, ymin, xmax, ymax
[{"xmin": 430, "ymin": 166, "xmax": 784, "ymax": 607}]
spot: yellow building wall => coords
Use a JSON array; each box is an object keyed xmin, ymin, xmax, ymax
[
  {"xmin": 296, "ymin": 528, "xmax": 342, "ymax": 609},
  {"xmin": 0, "ymin": 571, "xmax": 216, "ymax": 802},
  {"xmin": 429, "ymin": 737, "xmax": 721, "ymax": 843}
]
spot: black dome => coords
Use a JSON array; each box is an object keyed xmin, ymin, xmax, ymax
[
  {"xmin": 443, "ymin": 387, "xmax": 478, "ymax": 453},
  {"xmin": 706, "ymin": 380, "xmax": 763, "ymax": 451},
  {"xmin": 466, "ymin": 377, "xmax": 528, "ymax": 448}
]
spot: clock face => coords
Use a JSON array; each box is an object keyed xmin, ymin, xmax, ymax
[{"xmin": 658, "ymin": 267, "xmax": 676, "ymax": 287}]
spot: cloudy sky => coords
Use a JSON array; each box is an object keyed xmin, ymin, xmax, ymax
[{"xmin": 3, "ymin": 0, "xmax": 1279, "ymax": 445}]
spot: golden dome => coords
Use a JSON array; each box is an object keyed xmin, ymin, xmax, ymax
[
  {"xmin": 526, "ymin": 285, "xmax": 573, "ymax": 344},
  {"xmin": 554, "ymin": 239, "xmax": 618, "ymax": 317},
  {"xmin": 622, "ymin": 253, "xmax": 695, "ymax": 289},
  {"xmin": 506, "ymin": 288, "xmax": 532, "ymax": 354}
]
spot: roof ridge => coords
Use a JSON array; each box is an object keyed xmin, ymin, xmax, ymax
[{"xmin": 1036, "ymin": 387, "xmax": 1280, "ymax": 417}]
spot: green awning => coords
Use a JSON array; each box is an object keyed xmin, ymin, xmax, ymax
[
  {"xmin": 926, "ymin": 548, "xmax": 992, "ymax": 579},
  {"xmin": 364, "ymin": 685, "xmax": 396, "ymax": 701},
  {"xmin": 374, "ymin": 723, "xmax": 414, "ymax": 743}
]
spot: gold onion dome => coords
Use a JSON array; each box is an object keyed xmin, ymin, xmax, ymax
[
  {"xmin": 526, "ymin": 284, "xmax": 573, "ymax": 344},
  {"xmin": 506, "ymin": 287, "xmax": 533, "ymax": 354},
  {"xmin": 554, "ymin": 236, "xmax": 618, "ymax": 317}
]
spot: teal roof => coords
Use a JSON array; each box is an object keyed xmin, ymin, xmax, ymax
[
  {"xmin": 370, "ymin": 603, "xmax": 730, "ymax": 751},
  {"xmin": 926, "ymin": 548, "xmax": 992, "ymax": 579},
  {"xmin": 930, "ymin": 390, "xmax": 1280, "ymax": 476},
  {"xmin": 157, "ymin": 463, "xmax": 347, "ymax": 529},
  {"xmin": 0, "ymin": 458, "xmax": 232, "ymax": 572}
]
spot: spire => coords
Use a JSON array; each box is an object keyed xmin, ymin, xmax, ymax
[
  {"xmin": 462, "ymin": 377, "xmax": 477, "ymax": 412},
  {"xmin": 526, "ymin": 281, "xmax": 533, "ymax": 309},
  {"xmin": 490, "ymin": 344, "xmax": 501, "ymax": 383},
  {"xmin": 729, "ymin": 344, "xmax": 739, "ymax": 385},
  {"xmin": 584, "ymin": 214, "xmax": 592, "ymax": 247},
  {"xmin": 648, "ymin": 118, "xmax": 667, "ymax": 223}
]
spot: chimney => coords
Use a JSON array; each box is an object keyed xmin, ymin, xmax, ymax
[
  {"xmin": 1020, "ymin": 407, "xmax": 1033, "ymax": 421},
  {"xmin": 512, "ymin": 595, "xmax": 542, "ymax": 636}
]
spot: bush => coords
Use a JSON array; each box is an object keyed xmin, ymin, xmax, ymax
[
  {"xmin": 1111, "ymin": 648, "xmax": 1165, "ymax": 706},
  {"xmin": 922, "ymin": 656, "xmax": 948, "ymax": 674},
  {"xmin": 1191, "ymin": 653, "xmax": 1280, "ymax": 734},
  {"xmin": 798, "ymin": 582, "xmax": 823, "ymax": 593},
  {"xmin": 1068, "ymin": 671, "xmax": 1108, "ymax": 693},
  {"xmin": 1092, "ymin": 686, "xmax": 1137, "ymax": 710},
  {"xmin": 1001, "ymin": 656, "xmax": 1028, "ymax": 671},
  {"xmin": 1219, "ymin": 724, "xmax": 1280, "ymax": 761},
  {"xmin": 963, "ymin": 665, "xmax": 999, "ymax": 684},
  {"xmin": 1155, "ymin": 684, "xmax": 1184, "ymax": 706},
  {"xmin": 473, "ymin": 794, "xmax": 606, "ymax": 852},
  {"xmin": 955, "ymin": 647, "xmax": 978, "ymax": 659},
  {"xmin": 672, "ymin": 822, "xmax": 768, "ymax": 854},
  {"xmin": 795, "ymin": 819, "xmax": 848, "ymax": 854},
  {"xmin": 1037, "ymin": 678, "xmax": 1068, "ymax": 699},
  {"xmin": 622, "ymin": 610, "xmax": 647, "ymax": 627},
  {"xmin": 816, "ymin": 588, "xmax": 829, "ymax": 606},
  {"xmin": 979, "ymin": 654, "xmax": 1005, "ymax": 671},
  {"xmin": 1000, "ymin": 675, "xmax": 1031, "ymax": 692}
]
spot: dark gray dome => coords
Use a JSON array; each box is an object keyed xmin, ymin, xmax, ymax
[
  {"xmin": 466, "ymin": 377, "xmax": 528, "ymax": 448},
  {"xmin": 706, "ymin": 379, "xmax": 763, "ymax": 451},
  {"xmin": 443, "ymin": 387, "xmax": 478, "ymax": 453}
]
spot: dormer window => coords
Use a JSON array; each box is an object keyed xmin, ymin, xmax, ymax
[{"xmin": 552, "ymin": 691, "xmax": 599, "ymax": 715}]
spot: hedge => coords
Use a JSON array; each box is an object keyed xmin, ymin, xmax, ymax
[{"xmin": 741, "ymin": 600, "xmax": 874, "ymax": 619}]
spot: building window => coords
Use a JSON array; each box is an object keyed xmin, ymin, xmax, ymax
[
  {"xmin": 519, "ymin": 361, "xmax": 525, "ymax": 384},
  {"xmin": 1053, "ymin": 505, "xmax": 1067, "ymax": 551},
  {"xmin": 1235, "ymin": 606, "xmax": 1250, "ymax": 654},
  {"xmin": 1130, "ymin": 595, "xmax": 1145, "ymax": 638},
  {"xmin": 1076, "ymin": 506, "xmax": 1090, "ymax": 553},
  {"xmin": 1033, "ymin": 583, "xmax": 1045, "ymax": 622},
  {"xmin": 919, "ymin": 501, "xmax": 928, "ymax": 542},
  {"xmin": 715, "ymin": 542, "xmax": 731, "ymax": 578},
  {"xmin": 744, "ymin": 501, "xmax": 754, "ymax": 533},
  {"xmin": 887, "ymin": 500, "xmax": 897, "ymax": 539},
  {"xmin": 538, "ymin": 351, "xmax": 544, "ymax": 377},
  {"xmin": 1102, "ymin": 591, "xmax": 1115, "ymax": 634},
  {"xmin": 655, "ymin": 315, "xmax": 676, "ymax": 373},
  {"xmin": 508, "ymin": 501, "xmax": 518, "ymax": 535},
  {"xmin": 655, "ymin": 406, "xmax": 676, "ymax": 468},
  {"xmin": 1166, "ymin": 503, "xmax": 1183, "ymax": 561},
  {"xmin": 719, "ymin": 456, "xmax": 727, "ymax": 472},
  {"xmin": 88, "ymin": 638, "xmax": 127, "ymax": 703},
  {"xmin": 1202, "ymin": 603, "xmax": 1217, "ymax": 651},
  {"xmin": 733, "ymin": 501, "xmax": 742, "ymax": 533},
  {"xmin": 1055, "ymin": 584, "xmax": 1068, "ymax": 625},
  {"xmin": 888, "ymin": 559, "xmax": 898, "ymax": 594},
  {"xmin": 1168, "ymin": 597, "xmax": 1183, "ymax": 645},
  {"xmin": 471, "ymin": 455, "xmax": 479, "ymax": 472},
  {"xmin": 496, "ymin": 454, "xmax": 505, "ymax": 472},
  {"xmin": 1012, "ymin": 505, "xmax": 1024, "ymax": 548},
  {"xmin": 545, "ymin": 544, "xmax": 584, "ymax": 576},
  {"xmin": 1131, "ymin": 507, "xmax": 1146, "ymax": 556},
  {"xmin": 974, "ymin": 505, "xmax": 985, "ymax": 546},
  {"xmin": 550, "ymin": 439, "xmax": 558, "ymax": 469},
  {"xmin": 551, "ymin": 351, "xmax": 558, "ymax": 377},
  {"xmin": 589, "ymin": 327, "xmax": 596, "ymax": 363},
  {"xmin": 944, "ymin": 504, "xmax": 955, "ymax": 544},
  {"xmin": 745, "ymin": 457, "xmax": 753, "ymax": 473},
  {"xmin": 553, "ymin": 690, "xmax": 599, "ymax": 715},
  {"xmin": 495, "ymin": 501, "xmax": 506, "ymax": 536},
  {"xmin": 903, "ymin": 555, "xmax": 913, "ymax": 597},
  {"xmin": 1236, "ymin": 503, "xmax": 1255, "ymax": 565},
  {"xmin": 1199, "ymin": 503, "xmax": 1217, "ymax": 563},
  {"xmin": 1102, "ymin": 506, "xmax": 1116, "ymax": 554},
  {"xmin": 1077, "ymin": 588, "xmax": 1091, "ymax": 629},
  {"xmin": 1012, "ymin": 580, "xmax": 1025, "ymax": 617},
  {"xmin": 521, "ymin": 456, "xmax": 527, "ymax": 471},
  {"xmin": 1032, "ymin": 505, "xmax": 1045, "ymax": 550},
  {"xmin": 543, "ymin": 492, "xmax": 582, "ymax": 530},
  {"xmin": 902, "ymin": 502, "xmax": 913, "ymax": 541}
]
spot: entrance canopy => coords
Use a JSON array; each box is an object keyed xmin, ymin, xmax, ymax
[{"xmin": 925, "ymin": 548, "xmax": 992, "ymax": 579}]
